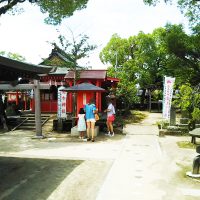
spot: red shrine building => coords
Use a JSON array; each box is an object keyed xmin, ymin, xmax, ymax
[{"xmin": 31, "ymin": 46, "xmax": 119, "ymax": 115}]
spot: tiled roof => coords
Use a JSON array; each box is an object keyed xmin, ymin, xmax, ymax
[
  {"xmin": 0, "ymin": 55, "xmax": 54, "ymax": 81},
  {"xmin": 64, "ymin": 70, "xmax": 107, "ymax": 79},
  {"xmin": 60, "ymin": 83, "xmax": 105, "ymax": 92},
  {"xmin": 49, "ymin": 67, "xmax": 68, "ymax": 75}
]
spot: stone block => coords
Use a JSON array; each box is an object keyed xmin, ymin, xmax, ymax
[
  {"xmin": 195, "ymin": 124, "xmax": 200, "ymax": 128},
  {"xmin": 71, "ymin": 126, "xmax": 99, "ymax": 137},
  {"xmin": 159, "ymin": 130, "xmax": 165, "ymax": 137},
  {"xmin": 180, "ymin": 118, "xmax": 189, "ymax": 124}
]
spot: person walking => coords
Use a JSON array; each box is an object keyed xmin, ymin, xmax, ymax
[
  {"xmin": 77, "ymin": 108, "xmax": 86, "ymax": 139},
  {"xmin": 104, "ymin": 98, "xmax": 115, "ymax": 137},
  {"xmin": 84, "ymin": 98, "xmax": 97, "ymax": 142},
  {"xmin": 0, "ymin": 95, "xmax": 8, "ymax": 131}
]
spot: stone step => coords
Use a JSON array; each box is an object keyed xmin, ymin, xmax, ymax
[
  {"xmin": 20, "ymin": 116, "xmax": 49, "ymax": 119},
  {"xmin": 177, "ymin": 124, "xmax": 189, "ymax": 128},
  {"xmin": 18, "ymin": 126, "xmax": 35, "ymax": 130},
  {"xmin": 15, "ymin": 114, "xmax": 52, "ymax": 130},
  {"xmin": 179, "ymin": 118, "xmax": 189, "ymax": 124}
]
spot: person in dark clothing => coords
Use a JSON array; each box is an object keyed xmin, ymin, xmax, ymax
[{"xmin": 0, "ymin": 95, "xmax": 8, "ymax": 131}]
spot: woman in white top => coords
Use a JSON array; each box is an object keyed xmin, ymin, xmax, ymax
[{"xmin": 104, "ymin": 98, "xmax": 115, "ymax": 136}]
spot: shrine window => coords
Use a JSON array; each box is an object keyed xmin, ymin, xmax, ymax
[{"xmin": 40, "ymin": 86, "xmax": 58, "ymax": 101}]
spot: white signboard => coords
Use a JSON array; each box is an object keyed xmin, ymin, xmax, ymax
[
  {"xmin": 162, "ymin": 76, "xmax": 175, "ymax": 119},
  {"xmin": 57, "ymin": 89, "xmax": 67, "ymax": 119}
]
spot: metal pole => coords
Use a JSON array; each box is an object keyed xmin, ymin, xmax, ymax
[{"xmin": 34, "ymin": 79, "xmax": 42, "ymax": 137}]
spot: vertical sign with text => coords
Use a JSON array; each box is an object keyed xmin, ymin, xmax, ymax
[
  {"xmin": 57, "ymin": 90, "xmax": 67, "ymax": 119},
  {"xmin": 162, "ymin": 76, "xmax": 175, "ymax": 119}
]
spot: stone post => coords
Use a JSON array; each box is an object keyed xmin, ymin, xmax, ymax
[
  {"xmin": 170, "ymin": 105, "xmax": 176, "ymax": 126},
  {"xmin": 34, "ymin": 79, "xmax": 42, "ymax": 137}
]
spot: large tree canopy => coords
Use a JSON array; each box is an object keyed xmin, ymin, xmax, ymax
[
  {"xmin": 100, "ymin": 24, "xmax": 200, "ymax": 105},
  {"xmin": 143, "ymin": 0, "xmax": 200, "ymax": 27},
  {"xmin": 0, "ymin": 0, "xmax": 89, "ymax": 25},
  {"xmin": 162, "ymin": 24, "xmax": 200, "ymax": 85}
]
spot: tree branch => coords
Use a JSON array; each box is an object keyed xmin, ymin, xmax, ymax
[{"xmin": 0, "ymin": 0, "xmax": 18, "ymax": 15}]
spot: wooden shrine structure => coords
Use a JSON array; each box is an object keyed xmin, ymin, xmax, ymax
[
  {"xmin": 33, "ymin": 46, "xmax": 119, "ymax": 115},
  {"xmin": 0, "ymin": 55, "xmax": 54, "ymax": 136},
  {"xmin": 1, "ymin": 46, "xmax": 119, "ymax": 128}
]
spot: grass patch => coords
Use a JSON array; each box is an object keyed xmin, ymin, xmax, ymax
[
  {"xmin": 176, "ymin": 162, "xmax": 200, "ymax": 185},
  {"xmin": 176, "ymin": 162, "xmax": 192, "ymax": 174},
  {"xmin": 124, "ymin": 110, "xmax": 147, "ymax": 124},
  {"xmin": 177, "ymin": 141, "xmax": 196, "ymax": 149}
]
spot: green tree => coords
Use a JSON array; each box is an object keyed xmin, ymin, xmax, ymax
[
  {"xmin": 173, "ymin": 84, "xmax": 193, "ymax": 114},
  {"xmin": 53, "ymin": 32, "xmax": 97, "ymax": 124},
  {"xmin": 100, "ymin": 33, "xmax": 130, "ymax": 69},
  {"xmin": 143, "ymin": 0, "xmax": 200, "ymax": 27},
  {"xmin": 55, "ymin": 33, "xmax": 97, "ymax": 71},
  {"xmin": 173, "ymin": 83, "xmax": 200, "ymax": 129},
  {"xmin": 133, "ymin": 31, "xmax": 165, "ymax": 89},
  {"xmin": 132, "ymin": 24, "xmax": 200, "ymax": 87},
  {"xmin": 0, "ymin": 51, "xmax": 26, "ymax": 61},
  {"xmin": 161, "ymin": 24, "xmax": 200, "ymax": 85},
  {"xmin": 0, "ymin": 0, "xmax": 89, "ymax": 25},
  {"xmin": 100, "ymin": 34, "xmax": 139, "ymax": 107},
  {"xmin": 100, "ymin": 24, "xmax": 200, "ymax": 109}
]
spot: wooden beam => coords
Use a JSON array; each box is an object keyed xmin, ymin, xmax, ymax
[
  {"xmin": 0, "ymin": 82, "xmax": 49, "ymax": 137},
  {"xmin": 0, "ymin": 83, "xmax": 51, "ymax": 90}
]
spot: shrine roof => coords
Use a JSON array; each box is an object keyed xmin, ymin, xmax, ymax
[
  {"xmin": 107, "ymin": 77, "xmax": 120, "ymax": 82},
  {"xmin": 0, "ymin": 55, "xmax": 55, "ymax": 81},
  {"xmin": 48, "ymin": 67, "xmax": 68, "ymax": 75},
  {"xmin": 60, "ymin": 82, "xmax": 105, "ymax": 92},
  {"xmin": 40, "ymin": 44, "xmax": 74, "ymax": 66},
  {"xmin": 64, "ymin": 70, "xmax": 107, "ymax": 79}
]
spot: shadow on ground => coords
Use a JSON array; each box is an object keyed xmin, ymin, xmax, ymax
[{"xmin": 0, "ymin": 157, "xmax": 82, "ymax": 200}]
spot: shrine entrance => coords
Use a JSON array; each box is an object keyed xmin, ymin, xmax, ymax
[{"xmin": 0, "ymin": 55, "xmax": 54, "ymax": 136}]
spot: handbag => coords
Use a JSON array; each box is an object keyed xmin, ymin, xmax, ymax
[{"xmin": 95, "ymin": 113, "xmax": 100, "ymax": 121}]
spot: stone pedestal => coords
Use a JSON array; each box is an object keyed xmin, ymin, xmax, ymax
[
  {"xmin": 170, "ymin": 106, "xmax": 176, "ymax": 126},
  {"xmin": 159, "ymin": 130, "xmax": 165, "ymax": 137},
  {"xmin": 71, "ymin": 126, "xmax": 99, "ymax": 137}
]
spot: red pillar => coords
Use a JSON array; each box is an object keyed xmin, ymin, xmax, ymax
[
  {"xmin": 96, "ymin": 80, "xmax": 102, "ymax": 112},
  {"xmin": 16, "ymin": 91, "xmax": 19, "ymax": 105},
  {"xmin": 69, "ymin": 81, "xmax": 73, "ymax": 113},
  {"xmin": 24, "ymin": 95, "xmax": 27, "ymax": 110}
]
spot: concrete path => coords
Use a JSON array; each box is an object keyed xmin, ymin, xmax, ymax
[
  {"xmin": 95, "ymin": 113, "xmax": 200, "ymax": 200},
  {"xmin": 96, "ymin": 113, "xmax": 165, "ymax": 200},
  {"xmin": 0, "ymin": 112, "xmax": 199, "ymax": 200}
]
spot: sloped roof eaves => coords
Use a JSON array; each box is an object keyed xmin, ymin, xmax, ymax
[
  {"xmin": 61, "ymin": 83, "xmax": 105, "ymax": 92},
  {"xmin": 41, "ymin": 51, "xmax": 73, "ymax": 65},
  {"xmin": 49, "ymin": 67, "xmax": 68, "ymax": 75},
  {"xmin": 55, "ymin": 52, "xmax": 74, "ymax": 63},
  {"xmin": 107, "ymin": 77, "xmax": 120, "ymax": 82},
  {"xmin": 0, "ymin": 56, "xmax": 54, "ymax": 74},
  {"xmin": 64, "ymin": 70, "xmax": 107, "ymax": 79}
]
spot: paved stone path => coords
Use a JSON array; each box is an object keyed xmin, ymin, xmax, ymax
[
  {"xmin": 96, "ymin": 113, "xmax": 165, "ymax": 200},
  {"xmin": 95, "ymin": 113, "xmax": 200, "ymax": 200},
  {"xmin": 1, "ymin": 112, "xmax": 199, "ymax": 200}
]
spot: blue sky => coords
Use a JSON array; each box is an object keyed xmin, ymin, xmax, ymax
[{"xmin": 0, "ymin": 0, "xmax": 189, "ymax": 69}]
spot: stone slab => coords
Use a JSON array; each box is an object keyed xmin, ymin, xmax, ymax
[{"xmin": 71, "ymin": 126, "xmax": 99, "ymax": 137}]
